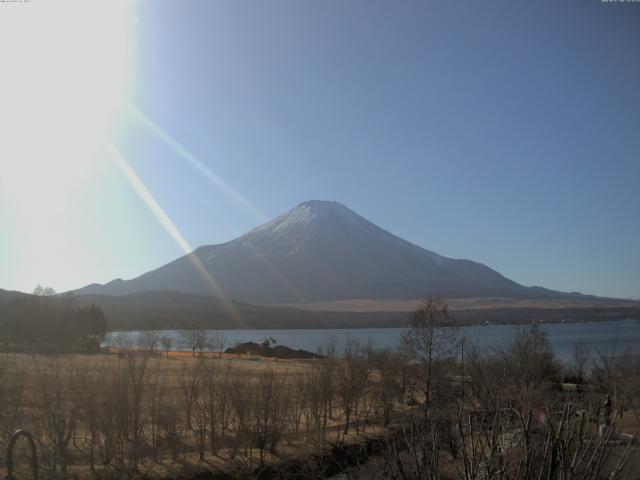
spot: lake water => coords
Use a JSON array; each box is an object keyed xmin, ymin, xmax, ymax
[{"xmin": 105, "ymin": 319, "xmax": 640, "ymax": 364}]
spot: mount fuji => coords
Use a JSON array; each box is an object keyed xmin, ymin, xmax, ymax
[{"xmin": 75, "ymin": 200, "xmax": 575, "ymax": 304}]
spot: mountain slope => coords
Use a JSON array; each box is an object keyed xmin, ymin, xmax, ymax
[
  {"xmin": 74, "ymin": 290, "xmax": 409, "ymax": 330},
  {"xmin": 75, "ymin": 200, "xmax": 575, "ymax": 303}
]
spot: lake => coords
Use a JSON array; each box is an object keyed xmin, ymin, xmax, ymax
[{"xmin": 105, "ymin": 319, "xmax": 640, "ymax": 364}]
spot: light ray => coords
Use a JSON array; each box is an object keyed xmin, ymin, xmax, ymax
[
  {"xmin": 105, "ymin": 142, "xmax": 245, "ymax": 326},
  {"xmin": 125, "ymin": 103, "xmax": 268, "ymax": 222},
  {"xmin": 122, "ymin": 105, "xmax": 308, "ymax": 302}
]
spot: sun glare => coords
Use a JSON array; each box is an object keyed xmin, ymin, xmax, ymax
[
  {"xmin": 0, "ymin": 0, "xmax": 131, "ymax": 183},
  {"xmin": 0, "ymin": 0, "xmax": 133, "ymax": 289}
]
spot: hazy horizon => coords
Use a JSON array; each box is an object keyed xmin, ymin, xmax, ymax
[{"xmin": 1, "ymin": 1, "xmax": 639, "ymax": 298}]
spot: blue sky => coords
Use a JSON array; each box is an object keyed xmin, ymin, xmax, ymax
[{"xmin": 0, "ymin": 0, "xmax": 638, "ymax": 298}]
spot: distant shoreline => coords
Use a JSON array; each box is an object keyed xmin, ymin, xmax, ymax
[
  {"xmin": 107, "ymin": 313, "xmax": 640, "ymax": 334},
  {"xmin": 90, "ymin": 293, "xmax": 640, "ymax": 331}
]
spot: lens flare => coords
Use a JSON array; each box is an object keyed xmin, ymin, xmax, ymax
[
  {"xmin": 125, "ymin": 104, "xmax": 267, "ymax": 222},
  {"xmin": 105, "ymin": 142, "xmax": 245, "ymax": 326},
  {"xmin": 123, "ymin": 104, "xmax": 307, "ymax": 301}
]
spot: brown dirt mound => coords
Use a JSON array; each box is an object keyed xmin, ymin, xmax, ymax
[{"xmin": 225, "ymin": 342, "xmax": 321, "ymax": 359}]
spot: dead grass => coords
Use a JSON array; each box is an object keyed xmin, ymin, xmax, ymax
[{"xmin": 0, "ymin": 351, "xmax": 389, "ymax": 479}]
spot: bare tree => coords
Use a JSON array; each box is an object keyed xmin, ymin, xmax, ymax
[
  {"xmin": 180, "ymin": 328, "xmax": 209, "ymax": 357},
  {"xmin": 372, "ymin": 349, "xmax": 403, "ymax": 426},
  {"xmin": 318, "ymin": 339, "xmax": 337, "ymax": 436},
  {"xmin": 160, "ymin": 335, "xmax": 173, "ymax": 358},
  {"xmin": 33, "ymin": 358, "xmax": 78, "ymax": 476},
  {"xmin": 496, "ymin": 322, "xmax": 559, "ymax": 410},
  {"xmin": 383, "ymin": 420, "xmax": 440, "ymax": 480},
  {"xmin": 0, "ymin": 356, "xmax": 26, "ymax": 450},
  {"xmin": 211, "ymin": 331, "xmax": 226, "ymax": 358},
  {"xmin": 249, "ymin": 369, "xmax": 288, "ymax": 464},
  {"xmin": 298, "ymin": 368, "xmax": 324, "ymax": 439},
  {"xmin": 215, "ymin": 362, "xmax": 234, "ymax": 450},
  {"xmin": 405, "ymin": 298, "xmax": 458, "ymax": 417},
  {"xmin": 567, "ymin": 341, "xmax": 592, "ymax": 393},
  {"xmin": 122, "ymin": 351, "xmax": 149, "ymax": 469},
  {"xmin": 467, "ymin": 343, "xmax": 505, "ymax": 410},
  {"xmin": 179, "ymin": 363, "xmax": 200, "ymax": 438},
  {"xmin": 336, "ymin": 338, "xmax": 371, "ymax": 435},
  {"xmin": 197, "ymin": 356, "xmax": 223, "ymax": 455},
  {"xmin": 138, "ymin": 330, "xmax": 160, "ymax": 354},
  {"xmin": 33, "ymin": 284, "xmax": 57, "ymax": 296},
  {"xmin": 593, "ymin": 344, "xmax": 640, "ymax": 422},
  {"xmin": 229, "ymin": 375, "xmax": 251, "ymax": 460}
]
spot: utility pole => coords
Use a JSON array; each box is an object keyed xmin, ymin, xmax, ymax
[{"xmin": 460, "ymin": 338, "xmax": 465, "ymax": 407}]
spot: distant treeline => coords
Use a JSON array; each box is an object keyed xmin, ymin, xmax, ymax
[{"xmin": 0, "ymin": 294, "xmax": 106, "ymax": 352}]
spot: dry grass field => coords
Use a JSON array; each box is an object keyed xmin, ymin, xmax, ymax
[
  {"xmin": 0, "ymin": 314, "xmax": 638, "ymax": 480},
  {"xmin": 272, "ymin": 296, "xmax": 640, "ymax": 312},
  {"xmin": 0, "ymin": 348, "xmax": 398, "ymax": 480}
]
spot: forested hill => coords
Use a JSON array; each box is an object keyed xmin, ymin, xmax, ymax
[
  {"xmin": 0, "ymin": 290, "xmax": 106, "ymax": 352},
  {"xmin": 73, "ymin": 290, "xmax": 408, "ymax": 330}
]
